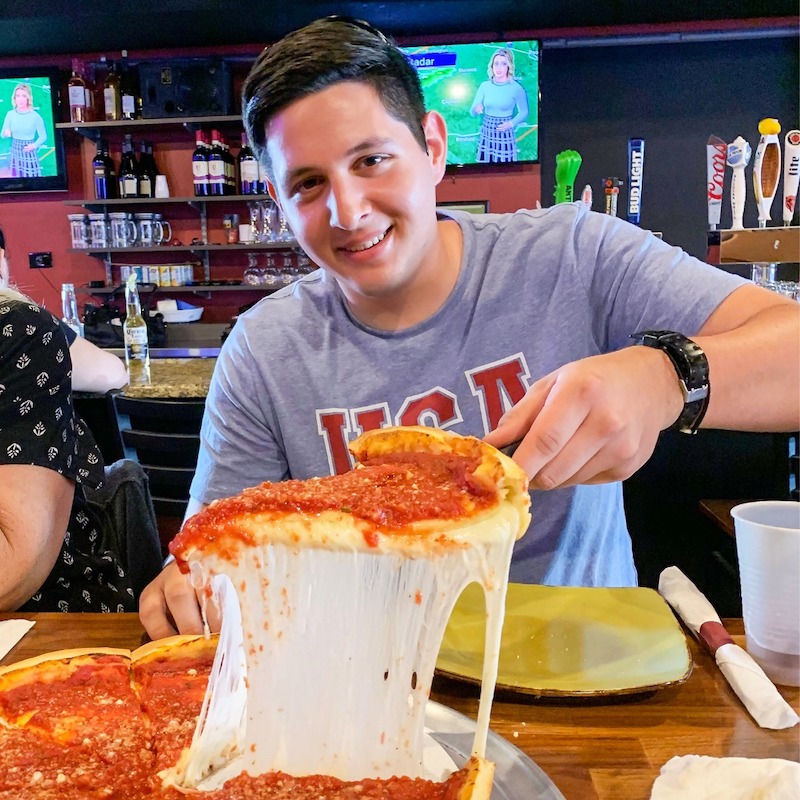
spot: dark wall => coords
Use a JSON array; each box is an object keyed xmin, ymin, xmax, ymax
[{"xmin": 540, "ymin": 35, "xmax": 799, "ymax": 258}]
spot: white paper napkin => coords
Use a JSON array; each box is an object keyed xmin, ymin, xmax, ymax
[
  {"xmin": 658, "ymin": 566, "xmax": 799, "ymax": 730},
  {"xmin": 0, "ymin": 619, "xmax": 35, "ymax": 661},
  {"xmin": 651, "ymin": 755, "xmax": 800, "ymax": 799}
]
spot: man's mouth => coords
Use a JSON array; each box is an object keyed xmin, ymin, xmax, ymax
[{"xmin": 342, "ymin": 229, "xmax": 389, "ymax": 253}]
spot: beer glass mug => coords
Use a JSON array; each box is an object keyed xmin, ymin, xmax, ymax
[
  {"xmin": 109, "ymin": 212, "xmax": 137, "ymax": 248},
  {"xmin": 67, "ymin": 214, "xmax": 89, "ymax": 248},
  {"xmin": 152, "ymin": 214, "xmax": 173, "ymax": 245},
  {"xmin": 134, "ymin": 213, "xmax": 158, "ymax": 247},
  {"xmin": 88, "ymin": 213, "xmax": 110, "ymax": 249}
]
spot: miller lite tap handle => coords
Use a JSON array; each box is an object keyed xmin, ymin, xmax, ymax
[
  {"xmin": 752, "ymin": 118, "xmax": 781, "ymax": 228},
  {"xmin": 554, "ymin": 149, "xmax": 583, "ymax": 204},
  {"xmin": 603, "ymin": 177, "xmax": 623, "ymax": 217},
  {"xmin": 706, "ymin": 135, "xmax": 727, "ymax": 231},
  {"xmin": 727, "ymin": 136, "xmax": 752, "ymax": 231},
  {"xmin": 783, "ymin": 130, "xmax": 800, "ymax": 226},
  {"xmin": 626, "ymin": 138, "xmax": 645, "ymax": 225}
]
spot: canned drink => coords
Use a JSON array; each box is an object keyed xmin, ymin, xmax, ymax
[
  {"xmin": 159, "ymin": 265, "xmax": 171, "ymax": 286},
  {"xmin": 145, "ymin": 265, "xmax": 160, "ymax": 285},
  {"xmin": 132, "ymin": 265, "xmax": 145, "ymax": 282},
  {"xmin": 183, "ymin": 264, "xmax": 194, "ymax": 284},
  {"xmin": 119, "ymin": 265, "xmax": 132, "ymax": 282},
  {"xmin": 170, "ymin": 265, "xmax": 183, "ymax": 286}
]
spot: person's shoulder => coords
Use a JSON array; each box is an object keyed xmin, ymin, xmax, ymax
[{"xmin": 0, "ymin": 296, "xmax": 50, "ymax": 325}]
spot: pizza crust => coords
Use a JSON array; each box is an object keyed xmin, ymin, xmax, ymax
[
  {"xmin": 0, "ymin": 646, "xmax": 130, "ymax": 684},
  {"xmin": 131, "ymin": 633, "xmax": 215, "ymax": 665}
]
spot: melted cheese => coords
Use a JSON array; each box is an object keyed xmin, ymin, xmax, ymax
[{"xmin": 164, "ymin": 428, "xmax": 529, "ymax": 789}]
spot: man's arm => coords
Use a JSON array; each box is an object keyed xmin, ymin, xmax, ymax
[
  {"xmin": 69, "ymin": 337, "xmax": 128, "ymax": 393},
  {"xmin": 0, "ymin": 465, "xmax": 73, "ymax": 610},
  {"xmin": 485, "ymin": 284, "xmax": 799, "ymax": 490},
  {"xmin": 139, "ymin": 496, "xmax": 210, "ymax": 639}
]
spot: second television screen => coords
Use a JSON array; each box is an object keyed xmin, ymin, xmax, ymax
[{"xmin": 401, "ymin": 40, "xmax": 540, "ymax": 167}]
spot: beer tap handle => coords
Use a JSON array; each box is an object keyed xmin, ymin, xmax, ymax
[{"xmin": 727, "ymin": 136, "xmax": 751, "ymax": 231}]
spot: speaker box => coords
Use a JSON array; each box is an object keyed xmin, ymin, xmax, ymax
[{"xmin": 139, "ymin": 59, "xmax": 231, "ymax": 118}]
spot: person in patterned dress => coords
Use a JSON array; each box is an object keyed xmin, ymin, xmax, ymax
[{"xmin": 0, "ymin": 226, "xmax": 135, "ymax": 611}]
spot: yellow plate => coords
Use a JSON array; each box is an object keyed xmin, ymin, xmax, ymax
[{"xmin": 436, "ymin": 583, "xmax": 692, "ymax": 696}]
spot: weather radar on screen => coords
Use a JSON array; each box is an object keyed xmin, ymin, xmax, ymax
[{"xmin": 401, "ymin": 39, "xmax": 540, "ymax": 167}]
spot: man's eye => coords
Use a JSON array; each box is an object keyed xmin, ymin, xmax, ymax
[
  {"xmin": 293, "ymin": 176, "xmax": 322, "ymax": 195},
  {"xmin": 361, "ymin": 154, "xmax": 389, "ymax": 168}
]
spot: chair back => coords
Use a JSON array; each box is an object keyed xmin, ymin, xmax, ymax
[{"xmin": 108, "ymin": 391, "xmax": 205, "ymax": 518}]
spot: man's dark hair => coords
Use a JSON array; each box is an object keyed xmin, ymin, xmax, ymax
[
  {"xmin": 0, "ymin": 225, "xmax": 5, "ymax": 251},
  {"xmin": 242, "ymin": 16, "xmax": 428, "ymax": 178}
]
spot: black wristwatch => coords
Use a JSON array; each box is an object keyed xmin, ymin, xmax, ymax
[{"xmin": 630, "ymin": 330, "xmax": 710, "ymax": 434}]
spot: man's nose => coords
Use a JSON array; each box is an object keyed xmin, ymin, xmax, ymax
[{"xmin": 327, "ymin": 179, "xmax": 369, "ymax": 230}]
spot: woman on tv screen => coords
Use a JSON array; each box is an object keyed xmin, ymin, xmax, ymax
[
  {"xmin": 470, "ymin": 48, "xmax": 529, "ymax": 163},
  {"xmin": 1, "ymin": 82, "xmax": 47, "ymax": 177}
]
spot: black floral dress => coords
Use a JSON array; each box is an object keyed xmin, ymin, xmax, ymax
[{"xmin": 0, "ymin": 298, "xmax": 134, "ymax": 612}]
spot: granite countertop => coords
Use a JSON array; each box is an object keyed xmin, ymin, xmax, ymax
[{"xmin": 122, "ymin": 358, "xmax": 216, "ymax": 399}]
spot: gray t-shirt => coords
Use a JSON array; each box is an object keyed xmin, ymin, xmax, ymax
[{"xmin": 192, "ymin": 203, "xmax": 746, "ymax": 586}]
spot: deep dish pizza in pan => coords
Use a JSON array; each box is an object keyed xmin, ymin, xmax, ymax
[{"xmin": 0, "ymin": 426, "xmax": 530, "ymax": 799}]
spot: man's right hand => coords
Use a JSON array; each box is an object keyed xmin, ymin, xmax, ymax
[{"xmin": 139, "ymin": 560, "xmax": 220, "ymax": 640}]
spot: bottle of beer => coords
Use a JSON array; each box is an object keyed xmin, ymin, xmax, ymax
[
  {"xmin": 237, "ymin": 132, "xmax": 259, "ymax": 195},
  {"xmin": 192, "ymin": 131, "xmax": 209, "ymax": 197},
  {"xmin": 118, "ymin": 134, "xmax": 139, "ymax": 198},
  {"xmin": 68, "ymin": 59, "xmax": 89, "ymax": 123},
  {"xmin": 102, "ymin": 58, "xmax": 122, "ymax": 121},
  {"xmin": 123, "ymin": 274, "xmax": 150, "ymax": 384},
  {"xmin": 61, "ymin": 283, "xmax": 83, "ymax": 337},
  {"xmin": 92, "ymin": 139, "xmax": 117, "ymax": 200},
  {"xmin": 137, "ymin": 140, "xmax": 157, "ymax": 198}
]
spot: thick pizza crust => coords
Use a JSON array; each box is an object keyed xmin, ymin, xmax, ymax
[
  {"xmin": 0, "ymin": 646, "xmax": 130, "ymax": 686},
  {"xmin": 132, "ymin": 633, "xmax": 216, "ymax": 665},
  {"xmin": 457, "ymin": 755, "xmax": 495, "ymax": 799}
]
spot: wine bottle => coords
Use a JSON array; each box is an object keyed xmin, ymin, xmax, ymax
[
  {"xmin": 123, "ymin": 275, "xmax": 150, "ymax": 384},
  {"xmin": 238, "ymin": 132, "xmax": 259, "ymax": 195},
  {"xmin": 118, "ymin": 134, "xmax": 139, "ymax": 198},
  {"xmin": 61, "ymin": 283, "xmax": 83, "ymax": 337},
  {"xmin": 208, "ymin": 130, "xmax": 225, "ymax": 197},
  {"xmin": 102, "ymin": 58, "xmax": 122, "ymax": 121},
  {"xmin": 119, "ymin": 50, "xmax": 139, "ymax": 121},
  {"xmin": 137, "ymin": 140, "xmax": 157, "ymax": 198},
  {"xmin": 92, "ymin": 139, "xmax": 117, "ymax": 200},
  {"xmin": 68, "ymin": 59, "xmax": 88, "ymax": 123},
  {"xmin": 256, "ymin": 157, "xmax": 268, "ymax": 195},
  {"xmin": 192, "ymin": 131, "xmax": 209, "ymax": 197}
]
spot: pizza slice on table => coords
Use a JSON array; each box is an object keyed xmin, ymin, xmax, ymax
[{"xmin": 165, "ymin": 425, "xmax": 531, "ymax": 797}]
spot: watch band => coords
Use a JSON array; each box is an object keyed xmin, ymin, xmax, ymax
[{"xmin": 630, "ymin": 330, "xmax": 710, "ymax": 434}]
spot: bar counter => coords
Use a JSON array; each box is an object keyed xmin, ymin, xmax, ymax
[
  {"xmin": 122, "ymin": 357, "xmax": 216, "ymax": 399},
  {"xmin": 1, "ymin": 612, "xmax": 797, "ymax": 799}
]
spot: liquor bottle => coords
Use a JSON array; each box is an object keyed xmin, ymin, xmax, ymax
[
  {"xmin": 67, "ymin": 59, "xmax": 89, "ymax": 123},
  {"xmin": 61, "ymin": 283, "xmax": 83, "ymax": 337},
  {"xmin": 123, "ymin": 275, "xmax": 150, "ymax": 384},
  {"xmin": 192, "ymin": 131, "xmax": 209, "ymax": 197},
  {"xmin": 118, "ymin": 134, "xmax": 139, "ymax": 198},
  {"xmin": 137, "ymin": 140, "xmax": 157, "ymax": 198},
  {"xmin": 237, "ymin": 132, "xmax": 259, "ymax": 195},
  {"xmin": 119, "ymin": 50, "xmax": 140, "ymax": 121},
  {"xmin": 92, "ymin": 139, "xmax": 117, "ymax": 200},
  {"xmin": 223, "ymin": 140, "xmax": 235, "ymax": 195},
  {"xmin": 102, "ymin": 58, "xmax": 122, "ymax": 121},
  {"xmin": 208, "ymin": 130, "xmax": 226, "ymax": 197}
]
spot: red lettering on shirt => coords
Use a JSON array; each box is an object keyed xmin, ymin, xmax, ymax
[
  {"xmin": 396, "ymin": 387, "xmax": 462, "ymax": 429},
  {"xmin": 466, "ymin": 354, "xmax": 530, "ymax": 433},
  {"xmin": 316, "ymin": 409, "xmax": 353, "ymax": 475}
]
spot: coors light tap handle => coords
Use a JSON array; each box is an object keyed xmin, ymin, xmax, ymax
[
  {"xmin": 554, "ymin": 149, "xmax": 582, "ymax": 204},
  {"xmin": 727, "ymin": 136, "xmax": 752, "ymax": 231},
  {"xmin": 783, "ymin": 130, "xmax": 800, "ymax": 226},
  {"xmin": 752, "ymin": 117, "xmax": 782, "ymax": 228},
  {"xmin": 706, "ymin": 136, "xmax": 727, "ymax": 231},
  {"xmin": 626, "ymin": 138, "xmax": 645, "ymax": 225}
]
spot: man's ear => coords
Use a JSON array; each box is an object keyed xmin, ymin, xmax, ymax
[{"xmin": 421, "ymin": 111, "xmax": 448, "ymax": 184}]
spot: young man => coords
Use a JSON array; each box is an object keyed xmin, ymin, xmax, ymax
[{"xmin": 139, "ymin": 17, "xmax": 798, "ymax": 639}]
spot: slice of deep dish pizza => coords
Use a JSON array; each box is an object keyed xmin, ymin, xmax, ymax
[{"xmin": 165, "ymin": 425, "xmax": 531, "ymax": 797}]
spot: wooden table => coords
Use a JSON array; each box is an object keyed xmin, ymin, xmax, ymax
[{"xmin": 1, "ymin": 613, "xmax": 798, "ymax": 800}]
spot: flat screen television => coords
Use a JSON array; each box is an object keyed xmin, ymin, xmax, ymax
[
  {"xmin": 400, "ymin": 39, "xmax": 540, "ymax": 167},
  {"xmin": 0, "ymin": 67, "xmax": 68, "ymax": 192}
]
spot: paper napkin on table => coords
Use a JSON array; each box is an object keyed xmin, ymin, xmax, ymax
[
  {"xmin": 0, "ymin": 619, "xmax": 35, "ymax": 661},
  {"xmin": 651, "ymin": 755, "xmax": 800, "ymax": 799},
  {"xmin": 658, "ymin": 567, "xmax": 799, "ymax": 730}
]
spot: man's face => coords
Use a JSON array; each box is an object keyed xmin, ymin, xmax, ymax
[{"xmin": 265, "ymin": 82, "xmax": 448, "ymax": 313}]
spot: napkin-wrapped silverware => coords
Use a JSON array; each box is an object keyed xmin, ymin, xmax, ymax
[{"xmin": 658, "ymin": 566, "xmax": 799, "ymax": 730}]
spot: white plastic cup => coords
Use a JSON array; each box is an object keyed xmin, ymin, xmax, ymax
[
  {"xmin": 154, "ymin": 174, "xmax": 170, "ymax": 198},
  {"xmin": 731, "ymin": 500, "xmax": 800, "ymax": 686},
  {"xmin": 239, "ymin": 222, "xmax": 254, "ymax": 243}
]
